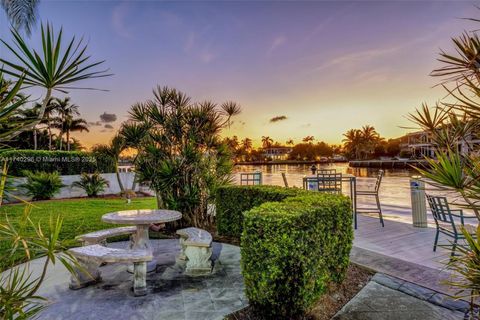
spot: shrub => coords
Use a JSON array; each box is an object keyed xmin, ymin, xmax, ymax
[
  {"xmin": 241, "ymin": 193, "xmax": 353, "ymax": 318},
  {"xmin": 71, "ymin": 172, "xmax": 109, "ymax": 197},
  {"xmin": 20, "ymin": 171, "xmax": 64, "ymax": 200},
  {"xmin": 0, "ymin": 150, "xmax": 116, "ymax": 177},
  {"xmin": 215, "ymin": 185, "xmax": 309, "ymax": 238}
]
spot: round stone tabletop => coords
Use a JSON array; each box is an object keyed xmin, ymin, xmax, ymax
[{"xmin": 102, "ymin": 209, "xmax": 182, "ymax": 225}]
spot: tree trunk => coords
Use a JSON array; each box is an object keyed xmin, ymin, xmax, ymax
[
  {"xmin": 3, "ymin": 88, "xmax": 52, "ymax": 141},
  {"xmin": 59, "ymin": 133, "xmax": 63, "ymax": 150},
  {"xmin": 48, "ymin": 122, "xmax": 52, "ymax": 150},
  {"xmin": 67, "ymin": 131, "xmax": 70, "ymax": 151},
  {"xmin": 115, "ymin": 163, "xmax": 125, "ymax": 194},
  {"xmin": 33, "ymin": 127, "xmax": 37, "ymax": 150},
  {"xmin": 155, "ymin": 192, "xmax": 164, "ymax": 209}
]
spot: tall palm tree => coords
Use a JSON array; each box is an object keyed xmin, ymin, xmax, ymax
[
  {"xmin": 242, "ymin": 137, "xmax": 253, "ymax": 151},
  {"xmin": 33, "ymin": 97, "xmax": 56, "ymax": 150},
  {"xmin": 302, "ymin": 136, "xmax": 314, "ymax": 143},
  {"xmin": 1, "ymin": 0, "xmax": 39, "ymax": 36},
  {"xmin": 91, "ymin": 135, "xmax": 126, "ymax": 194},
  {"xmin": 51, "ymin": 97, "xmax": 80, "ymax": 150},
  {"xmin": 52, "ymin": 115, "xmax": 88, "ymax": 151},
  {"xmin": 286, "ymin": 139, "xmax": 294, "ymax": 146},
  {"xmin": 261, "ymin": 136, "xmax": 273, "ymax": 148},
  {"xmin": 342, "ymin": 129, "xmax": 363, "ymax": 160}
]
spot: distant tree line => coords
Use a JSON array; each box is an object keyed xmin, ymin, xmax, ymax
[{"xmin": 223, "ymin": 126, "xmax": 405, "ymax": 162}]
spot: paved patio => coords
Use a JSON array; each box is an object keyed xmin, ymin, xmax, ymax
[{"xmin": 35, "ymin": 239, "xmax": 246, "ymax": 320}]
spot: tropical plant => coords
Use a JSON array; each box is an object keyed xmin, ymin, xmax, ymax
[
  {"xmin": 261, "ymin": 136, "xmax": 273, "ymax": 148},
  {"xmin": 91, "ymin": 135, "xmax": 126, "ymax": 194},
  {"xmin": 445, "ymin": 227, "xmax": 480, "ymax": 317},
  {"xmin": 407, "ymin": 9, "xmax": 480, "ymax": 315},
  {"xmin": 1, "ymin": 0, "xmax": 39, "ymax": 36},
  {"xmin": 52, "ymin": 114, "xmax": 89, "ymax": 151},
  {"xmin": 20, "ymin": 170, "xmax": 64, "ymax": 200},
  {"xmin": 241, "ymin": 137, "xmax": 253, "ymax": 153},
  {"xmin": 124, "ymin": 85, "xmax": 240, "ymax": 228},
  {"xmin": 0, "ymin": 206, "xmax": 78, "ymax": 319},
  {"xmin": 342, "ymin": 126, "xmax": 383, "ymax": 160},
  {"xmin": 71, "ymin": 172, "xmax": 109, "ymax": 197},
  {"xmin": 0, "ymin": 23, "xmax": 110, "ymax": 141}
]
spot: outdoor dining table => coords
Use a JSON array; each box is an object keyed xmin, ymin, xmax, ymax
[
  {"xmin": 102, "ymin": 209, "xmax": 182, "ymax": 272},
  {"xmin": 302, "ymin": 174, "xmax": 358, "ymax": 229}
]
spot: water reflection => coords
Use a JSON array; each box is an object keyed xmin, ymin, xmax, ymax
[{"xmin": 234, "ymin": 163, "xmax": 415, "ymax": 178}]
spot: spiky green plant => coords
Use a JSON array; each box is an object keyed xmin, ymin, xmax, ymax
[
  {"xmin": 72, "ymin": 172, "xmax": 109, "ymax": 197},
  {"xmin": 125, "ymin": 86, "xmax": 240, "ymax": 227},
  {"xmin": 0, "ymin": 23, "xmax": 110, "ymax": 140}
]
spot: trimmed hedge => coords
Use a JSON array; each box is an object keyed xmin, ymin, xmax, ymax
[
  {"xmin": 0, "ymin": 150, "xmax": 116, "ymax": 177},
  {"xmin": 216, "ymin": 185, "xmax": 310, "ymax": 237},
  {"xmin": 241, "ymin": 192, "xmax": 353, "ymax": 318}
]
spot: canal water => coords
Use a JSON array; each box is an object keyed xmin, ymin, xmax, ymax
[{"xmin": 233, "ymin": 163, "xmax": 452, "ymax": 225}]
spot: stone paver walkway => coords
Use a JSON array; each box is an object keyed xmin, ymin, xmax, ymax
[
  {"xmin": 36, "ymin": 239, "xmax": 246, "ymax": 320},
  {"xmin": 333, "ymin": 281, "xmax": 464, "ymax": 320}
]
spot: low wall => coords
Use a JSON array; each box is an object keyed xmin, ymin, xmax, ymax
[{"xmin": 7, "ymin": 172, "xmax": 154, "ymax": 202}]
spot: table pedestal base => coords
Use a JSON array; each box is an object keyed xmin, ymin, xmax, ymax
[
  {"xmin": 127, "ymin": 224, "xmax": 156, "ymax": 273},
  {"xmin": 127, "ymin": 260, "xmax": 157, "ymax": 273}
]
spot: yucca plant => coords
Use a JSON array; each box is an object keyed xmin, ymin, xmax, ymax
[
  {"xmin": 0, "ymin": 23, "xmax": 110, "ymax": 140},
  {"xmin": 72, "ymin": 172, "xmax": 109, "ymax": 197},
  {"xmin": 20, "ymin": 170, "xmax": 64, "ymax": 201},
  {"xmin": 446, "ymin": 226, "xmax": 480, "ymax": 319},
  {"xmin": 0, "ymin": 205, "xmax": 78, "ymax": 319}
]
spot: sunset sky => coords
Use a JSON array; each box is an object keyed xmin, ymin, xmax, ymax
[{"xmin": 0, "ymin": 1, "xmax": 476, "ymax": 148}]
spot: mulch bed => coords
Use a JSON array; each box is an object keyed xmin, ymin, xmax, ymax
[{"xmin": 226, "ymin": 263, "xmax": 373, "ymax": 320}]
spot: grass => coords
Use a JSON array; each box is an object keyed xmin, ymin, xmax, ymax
[{"xmin": 0, "ymin": 197, "xmax": 157, "ymax": 258}]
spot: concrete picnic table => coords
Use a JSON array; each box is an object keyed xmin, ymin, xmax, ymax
[{"xmin": 102, "ymin": 209, "xmax": 182, "ymax": 272}]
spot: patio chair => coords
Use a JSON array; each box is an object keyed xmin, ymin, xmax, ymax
[
  {"xmin": 356, "ymin": 170, "xmax": 384, "ymax": 227},
  {"xmin": 240, "ymin": 172, "xmax": 262, "ymax": 186},
  {"xmin": 317, "ymin": 172, "xmax": 343, "ymax": 194},
  {"xmin": 426, "ymin": 194, "xmax": 478, "ymax": 257},
  {"xmin": 317, "ymin": 168, "xmax": 337, "ymax": 174}
]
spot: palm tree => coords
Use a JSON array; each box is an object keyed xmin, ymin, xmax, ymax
[
  {"xmin": 261, "ymin": 136, "xmax": 273, "ymax": 148},
  {"xmin": 119, "ymin": 122, "xmax": 149, "ymax": 190},
  {"xmin": 91, "ymin": 135, "xmax": 126, "ymax": 194},
  {"xmin": 302, "ymin": 136, "xmax": 314, "ymax": 143},
  {"xmin": 33, "ymin": 97, "xmax": 56, "ymax": 150},
  {"xmin": 342, "ymin": 129, "xmax": 363, "ymax": 160},
  {"xmin": 286, "ymin": 139, "xmax": 294, "ymax": 146},
  {"xmin": 1, "ymin": 0, "xmax": 39, "ymax": 36},
  {"xmin": 51, "ymin": 97, "xmax": 80, "ymax": 150},
  {"xmin": 52, "ymin": 115, "xmax": 88, "ymax": 151},
  {"xmin": 0, "ymin": 23, "xmax": 110, "ymax": 141},
  {"xmin": 242, "ymin": 137, "xmax": 253, "ymax": 151}
]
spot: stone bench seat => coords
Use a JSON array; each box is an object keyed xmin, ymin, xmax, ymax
[
  {"xmin": 176, "ymin": 227, "xmax": 213, "ymax": 275},
  {"xmin": 75, "ymin": 226, "xmax": 137, "ymax": 245},
  {"xmin": 176, "ymin": 227, "xmax": 212, "ymax": 247},
  {"xmin": 69, "ymin": 244, "xmax": 152, "ymax": 296}
]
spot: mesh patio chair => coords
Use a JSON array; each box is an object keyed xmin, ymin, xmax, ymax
[
  {"xmin": 426, "ymin": 194, "xmax": 478, "ymax": 257},
  {"xmin": 317, "ymin": 168, "xmax": 337, "ymax": 174},
  {"xmin": 316, "ymin": 172, "xmax": 343, "ymax": 194},
  {"xmin": 240, "ymin": 172, "xmax": 262, "ymax": 186},
  {"xmin": 356, "ymin": 170, "xmax": 384, "ymax": 227}
]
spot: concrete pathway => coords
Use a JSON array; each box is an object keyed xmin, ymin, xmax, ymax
[
  {"xmin": 36, "ymin": 239, "xmax": 246, "ymax": 320},
  {"xmin": 333, "ymin": 281, "xmax": 464, "ymax": 320}
]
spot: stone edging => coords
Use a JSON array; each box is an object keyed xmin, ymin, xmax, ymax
[{"xmin": 371, "ymin": 273, "xmax": 470, "ymax": 313}]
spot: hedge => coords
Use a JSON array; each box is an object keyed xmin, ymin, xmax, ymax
[
  {"xmin": 0, "ymin": 150, "xmax": 116, "ymax": 177},
  {"xmin": 215, "ymin": 185, "xmax": 310, "ymax": 238},
  {"xmin": 241, "ymin": 192, "xmax": 353, "ymax": 318}
]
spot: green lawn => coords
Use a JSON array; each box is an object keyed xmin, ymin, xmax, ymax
[{"xmin": 0, "ymin": 197, "xmax": 157, "ymax": 253}]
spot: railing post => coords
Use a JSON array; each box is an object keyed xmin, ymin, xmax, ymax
[{"xmin": 410, "ymin": 176, "xmax": 427, "ymax": 228}]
